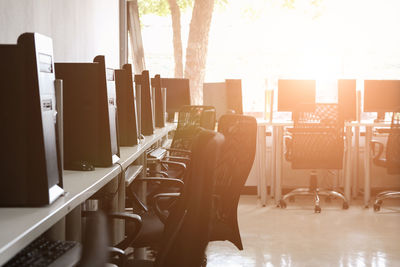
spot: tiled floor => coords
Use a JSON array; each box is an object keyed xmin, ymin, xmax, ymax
[{"xmin": 206, "ymin": 196, "xmax": 400, "ymax": 267}]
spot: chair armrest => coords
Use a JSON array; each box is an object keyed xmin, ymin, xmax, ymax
[
  {"xmin": 370, "ymin": 140, "xmax": 386, "ymax": 167},
  {"xmin": 147, "ymin": 170, "xmax": 169, "ymax": 178},
  {"xmin": 166, "ymin": 148, "xmax": 192, "ymax": 155},
  {"xmin": 108, "ymin": 212, "xmax": 143, "ymax": 250},
  {"xmin": 153, "ymin": 193, "xmax": 180, "ymax": 224},
  {"xmin": 160, "ymin": 160, "xmax": 186, "ymax": 171},
  {"xmin": 135, "ymin": 177, "xmax": 184, "ymax": 187},
  {"xmin": 108, "ymin": 246, "xmax": 126, "ymax": 266},
  {"xmin": 108, "ymin": 246, "xmax": 125, "ymax": 256},
  {"xmin": 130, "ymin": 178, "xmax": 183, "ymax": 213},
  {"xmin": 164, "ymin": 155, "xmax": 190, "ymax": 162}
]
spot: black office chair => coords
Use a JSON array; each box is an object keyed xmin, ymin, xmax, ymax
[
  {"xmin": 280, "ymin": 103, "xmax": 349, "ymax": 213},
  {"xmin": 143, "ymin": 105, "xmax": 216, "ymax": 208},
  {"xmin": 153, "ymin": 129, "xmax": 224, "ymax": 267},
  {"xmin": 116, "ymin": 129, "xmax": 224, "ymax": 264},
  {"xmin": 152, "ymin": 105, "xmax": 216, "ymax": 177},
  {"xmin": 371, "ymin": 110, "xmax": 400, "ymax": 211},
  {"xmin": 209, "ymin": 114, "xmax": 257, "ymax": 250}
]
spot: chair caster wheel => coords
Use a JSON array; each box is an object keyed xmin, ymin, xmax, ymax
[
  {"xmin": 342, "ymin": 202, "xmax": 349, "ymax": 209},
  {"xmin": 314, "ymin": 206, "xmax": 321, "ymax": 213},
  {"xmin": 373, "ymin": 203, "xmax": 381, "ymax": 212},
  {"xmin": 279, "ymin": 200, "xmax": 287, "ymax": 209}
]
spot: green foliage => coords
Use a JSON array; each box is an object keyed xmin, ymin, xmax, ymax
[
  {"xmin": 177, "ymin": 0, "xmax": 194, "ymax": 10},
  {"xmin": 282, "ymin": 0, "xmax": 324, "ymax": 10},
  {"xmin": 282, "ymin": 0, "xmax": 296, "ymax": 9},
  {"xmin": 138, "ymin": 0, "xmax": 194, "ymax": 16},
  {"xmin": 138, "ymin": 0, "xmax": 228, "ymax": 16},
  {"xmin": 138, "ymin": 0, "xmax": 170, "ymax": 16}
]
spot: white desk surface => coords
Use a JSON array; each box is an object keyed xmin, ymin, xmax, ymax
[
  {"xmin": 118, "ymin": 123, "xmax": 175, "ymax": 170},
  {"xmin": 258, "ymin": 119, "xmax": 392, "ymax": 128},
  {"xmin": 0, "ymin": 123, "xmax": 175, "ymax": 265},
  {"xmin": 0, "ymin": 166, "xmax": 120, "ymax": 265}
]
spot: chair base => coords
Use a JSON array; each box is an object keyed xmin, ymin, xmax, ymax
[
  {"xmin": 373, "ymin": 191, "xmax": 400, "ymax": 211},
  {"xmin": 279, "ymin": 187, "xmax": 349, "ymax": 213}
]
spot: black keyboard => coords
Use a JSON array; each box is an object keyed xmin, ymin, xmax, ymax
[{"xmin": 4, "ymin": 236, "xmax": 81, "ymax": 267}]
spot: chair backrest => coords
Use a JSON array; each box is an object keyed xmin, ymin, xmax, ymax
[
  {"xmin": 291, "ymin": 103, "xmax": 344, "ymax": 169},
  {"xmin": 386, "ymin": 110, "xmax": 400, "ymax": 174},
  {"xmin": 169, "ymin": 105, "xmax": 216, "ymax": 155},
  {"xmin": 200, "ymin": 109, "xmax": 217, "ymax": 130},
  {"xmin": 214, "ymin": 114, "xmax": 257, "ymax": 223},
  {"xmin": 155, "ymin": 129, "xmax": 224, "ymax": 267},
  {"xmin": 209, "ymin": 114, "xmax": 257, "ymax": 249}
]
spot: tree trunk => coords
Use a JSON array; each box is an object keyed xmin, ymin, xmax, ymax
[
  {"xmin": 127, "ymin": 0, "xmax": 146, "ymax": 73},
  {"xmin": 184, "ymin": 0, "xmax": 215, "ymax": 104},
  {"xmin": 167, "ymin": 0, "xmax": 183, "ymax": 78}
]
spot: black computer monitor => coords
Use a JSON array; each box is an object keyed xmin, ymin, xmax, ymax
[
  {"xmin": 363, "ymin": 80, "xmax": 400, "ymax": 116},
  {"xmin": 277, "ymin": 79, "xmax": 316, "ymax": 112},
  {"xmin": 55, "ymin": 55, "xmax": 120, "ymax": 170},
  {"xmin": 0, "ymin": 33, "xmax": 64, "ymax": 206},
  {"xmin": 338, "ymin": 79, "xmax": 357, "ymax": 121},
  {"xmin": 226, "ymin": 79, "xmax": 243, "ymax": 114},
  {"xmin": 135, "ymin": 70, "xmax": 154, "ymax": 136},
  {"xmin": 160, "ymin": 78, "xmax": 191, "ymax": 121},
  {"xmin": 115, "ymin": 64, "xmax": 139, "ymax": 146},
  {"xmin": 203, "ymin": 82, "xmax": 227, "ymax": 120},
  {"xmin": 203, "ymin": 79, "xmax": 243, "ymax": 120},
  {"xmin": 151, "ymin": 75, "xmax": 166, "ymax": 128}
]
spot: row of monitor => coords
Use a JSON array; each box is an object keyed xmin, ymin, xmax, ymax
[
  {"xmin": 277, "ymin": 79, "xmax": 400, "ymax": 120},
  {"xmin": 203, "ymin": 80, "xmax": 243, "ymax": 120},
  {"xmin": 0, "ymin": 33, "xmax": 191, "ymax": 207}
]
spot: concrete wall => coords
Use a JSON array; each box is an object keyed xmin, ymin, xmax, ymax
[{"xmin": 0, "ymin": 0, "xmax": 120, "ymax": 68}]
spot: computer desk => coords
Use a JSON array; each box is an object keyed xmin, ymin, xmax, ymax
[
  {"xmin": 0, "ymin": 123, "xmax": 176, "ymax": 266},
  {"xmin": 257, "ymin": 120, "xmax": 353, "ymax": 207},
  {"xmin": 347, "ymin": 121, "xmax": 392, "ymax": 207}
]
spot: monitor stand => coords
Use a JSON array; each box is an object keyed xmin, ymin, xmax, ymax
[{"xmin": 374, "ymin": 112, "xmax": 386, "ymax": 123}]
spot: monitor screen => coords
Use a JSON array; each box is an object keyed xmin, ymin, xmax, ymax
[
  {"xmin": 203, "ymin": 82, "xmax": 227, "ymax": 120},
  {"xmin": 277, "ymin": 79, "xmax": 316, "ymax": 112},
  {"xmin": 363, "ymin": 80, "xmax": 400, "ymax": 112},
  {"xmin": 160, "ymin": 78, "xmax": 191, "ymax": 115},
  {"xmin": 338, "ymin": 79, "xmax": 357, "ymax": 121},
  {"xmin": 225, "ymin": 79, "xmax": 243, "ymax": 114}
]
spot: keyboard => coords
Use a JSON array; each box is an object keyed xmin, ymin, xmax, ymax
[
  {"xmin": 148, "ymin": 147, "xmax": 167, "ymax": 159},
  {"xmin": 4, "ymin": 236, "xmax": 81, "ymax": 267}
]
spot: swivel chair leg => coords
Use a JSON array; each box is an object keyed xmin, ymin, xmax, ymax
[
  {"xmin": 318, "ymin": 190, "xmax": 349, "ymax": 210},
  {"xmin": 373, "ymin": 191, "xmax": 400, "ymax": 212},
  {"xmin": 314, "ymin": 191, "xmax": 321, "ymax": 213}
]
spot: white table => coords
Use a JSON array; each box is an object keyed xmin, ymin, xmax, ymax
[
  {"xmin": 0, "ymin": 124, "xmax": 175, "ymax": 265},
  {"xmin": 255, "ymin": 120, "xmax": 268, "ymax": 206}
]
